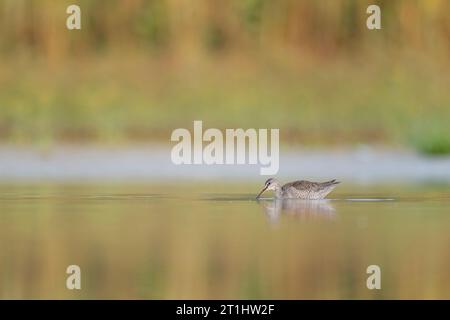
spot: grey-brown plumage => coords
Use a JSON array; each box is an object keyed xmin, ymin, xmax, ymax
[{"xmin": 256, "ymin": 178, "xmax": 340, "ymax": 200}]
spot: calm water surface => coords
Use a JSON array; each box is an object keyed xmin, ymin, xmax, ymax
[{"xmin": 0, "ymin": 183, "xmax": 449, "ymax": 299}]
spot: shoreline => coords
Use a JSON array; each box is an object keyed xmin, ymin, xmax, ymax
[{"xmin": 1, "ymin": 144, "xmax": 450, "ymax": 183}]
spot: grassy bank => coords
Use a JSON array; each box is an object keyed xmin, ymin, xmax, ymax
[
  {"xmin": 1, "ymin": 1, "xmax": 450, "ymax": 154},
  {"xmin": 1, "ymin": 51, "xmax": 450, "ymax": 154}
]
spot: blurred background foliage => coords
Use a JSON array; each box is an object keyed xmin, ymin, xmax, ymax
[{"xmin": 0, "ymin": 0, "xmax": 449, "ymax": 153}]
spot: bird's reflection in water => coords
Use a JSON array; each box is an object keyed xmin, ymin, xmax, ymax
[{"xmin": 259, "ymin": 199, "xmax": 336, "ymax": 224}]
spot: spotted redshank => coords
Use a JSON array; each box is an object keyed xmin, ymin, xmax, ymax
[{"xmin": 256, "ymin": 178, "xmax": 340, "ymax": 200}]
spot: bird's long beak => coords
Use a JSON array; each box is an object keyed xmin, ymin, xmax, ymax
[{"xmin": 256, "ymin": 186, "xmax": 268, "ymax": 199}]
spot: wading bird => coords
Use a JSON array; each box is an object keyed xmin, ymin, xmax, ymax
[{"xmin": 256, "ymin": 178, "xmax": 340, "ymax": 200}]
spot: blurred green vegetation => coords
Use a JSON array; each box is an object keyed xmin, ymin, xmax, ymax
[
  {"xmin": 0, "ymin": 0, "xmax": 449, "ymax": 153},
  {"xmin": 412, "ymin": 126, "xmax": 450, "ymax": 156}
]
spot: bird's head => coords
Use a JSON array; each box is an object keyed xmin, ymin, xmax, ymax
[{"xmin": 256, "ymin": 178, "xmax": 280, "ymax": 199}]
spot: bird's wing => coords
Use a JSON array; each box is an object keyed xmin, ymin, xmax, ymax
[
  {"xmin": 320, "ymin": 180, "xmax": 340, "ymax": 188},
  {"xmin": 287, "ymin": 180, "xmax": 339, "ymax": 192},
  {"xmin": 285, "ymin": 180, "xmax": 317, "ymax": 192}
]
